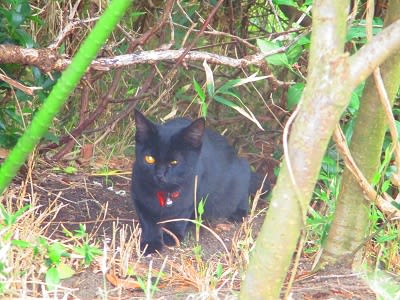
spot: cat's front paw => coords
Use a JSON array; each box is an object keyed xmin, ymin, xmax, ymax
[{"xmin": 141, "ymin": 240, "xmax": 163, "ymax": 255}]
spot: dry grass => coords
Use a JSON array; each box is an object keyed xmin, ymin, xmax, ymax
[
  {"xmin": 0, "ymin": 170, "xmax": 262, "ymax": 299},
  {"xmin": 2, "ymin": 154, "xmax": 399, "ymax": 299},
  {"xmin": 0, "ymin": 183, "xmax": 69, "ymax": 297}
]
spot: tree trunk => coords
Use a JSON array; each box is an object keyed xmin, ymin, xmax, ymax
[
  {"xmin": 240, "ymin": 0, "xmax": 400, "ymax": 298},
  {"xmin": 240, "ymin": 2, "xmax": 350, "ymax": 298},
  {"xmin": 319, "ymin": 0, "xmax": 400, "ymax": 269}
]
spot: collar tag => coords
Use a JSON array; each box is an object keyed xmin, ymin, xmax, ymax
[{"xmin": 166, "ymin": 197, "xmax": 173, "ymax": 207}]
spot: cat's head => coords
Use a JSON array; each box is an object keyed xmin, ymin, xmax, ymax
[{"xmin": 134, "ymin": 109, "xmax": 205, "ymax": 191}]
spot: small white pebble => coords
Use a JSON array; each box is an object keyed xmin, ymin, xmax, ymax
[{"xmin": 115, "ymin": 190, "xmax": 126, "ymax": 196}]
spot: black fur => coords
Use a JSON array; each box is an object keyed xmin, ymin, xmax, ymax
[{"xmin": 131, "ymin": 110, "xmax": 265, "ymax": 254}]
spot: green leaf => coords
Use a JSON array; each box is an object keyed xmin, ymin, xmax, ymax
[
  {"xmin": 381, "ymin": 180, "xmax": 391, "ymax": 193},
  {"xmin": 15, "ymin": 28, "xmax": 34, "ymax": 47},
  {"xmin": 217, "ymin": 79, "xmax": 241, "ymax": 93},
  {"xmin": 395, "ymin": 121, "xmax": 400, "ymax": 140},
  {"xmin": 11, "ymin": 239, "xmax": 31, "ymax": 248},
  {"xmin": 391, "ymin": 201, "xmax": 400, "ymax": 210},
  {"xmin": 215, "ymin": 263, "xmax": 223, "ymax": 279},
  {"xmin": 48, "ymin": 242, "xmax": 68, "ymax": 264},
  {"xmin": 11, "ymin": 11, "xmax": 24, "ymax": 27},
  {"xmin": 257, "ymin": 39, "xmax": 289, "ymax": 66},
  {"xmin": 73, "ymin": 243, "xmax": 103, "ymax": 265},
  {"xmin": 321, "ymin": 153, "xmax": 339, "ymax": 175},
  {"xmin": 14, "ymin": 204, "xmax": 30, "ymax": 218},
  {"xmin": 193, "ymin": 78, "xmax": 205, "ymax": 102},
  {"xmin": 130, "ymin": 11, "xmax": 146, "ymax": 17},
  {"xmin": 213, "ymin": 95, "xmax": 264, "ymax": 130},
  {"xmin": 193, "ymin": 78, "xmax": 207, "ymax": 117},
  {"xmin": 4, "ymin": 108, "xmax": 23, "ymax": 125},
  {"xmin": 73, "ymin": 224, "xmax": 88, "ymax": 238},
  {"xmin": 272, "ymin": 0, "xmax": 297, "ymax": 6},
  {"xmin": 348, "ymin": 82, "xmax": 364, "ymax": 115},
  {"xmin": 376, "ymin": 233, "xmax": 397, "ymax": 243},
  {"xmin": 286, "ymin": 44, "xmax": 303, "ymax": 65},
  {"xmin": 347, "ymin": 19, "xmax": 383, "ymax": 41},
  {"xmin": 372, "ymin": 172, "xmax": 381, "ymax": 187},
  {"xmin": 15, "ymin": 1, "xmax": 31, "ymax": 17},
  {"xmin": 46, "ymin": 267, "xmax": 60, "ymax": 291},
  {"xmin": 287, "ymin": 83, "xmax": 304, "ymax": 111},
  {"xmin": 57, "ymin": 263, "xmax": 75, "ymax": 279},
  {"xmin": 198, "ymin": 200, "xmax": 205, "ymax": 216},
  {"xmin": 63, "ymin": 166, "xmax": 77, "ymax": 174},
  {"xmin": 213, "ymin": 95, "xmax": 238, "ymax": 109},
  {"xmin": 217, "ymin": 89, "xmax": 241, "ymax": 101},
  {"xmin": 43, "ymin": 132, "xmax": 60, "ymax": 144},
  {"xmin": 297, "ymin": 35, "xmax": 311, "ymax": 46},
  {"xmin": 0, "ymin": 204, "xmax": 14, "ymax": 226}
]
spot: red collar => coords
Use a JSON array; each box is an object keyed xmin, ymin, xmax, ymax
[{"xmin": 156, "ymin": 190, "xmax": 180, "ymax": 207}]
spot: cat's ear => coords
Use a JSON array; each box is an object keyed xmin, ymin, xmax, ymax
[
  {"xmin": 134, "ymin": 109, "xmax": 157, "ymax": 143},
  {"xmin": 182, "ymin": 118, "xmax": 205, "ymax": 148}
]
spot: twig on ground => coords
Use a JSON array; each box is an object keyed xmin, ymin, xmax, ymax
[{"xmin": 162, "ymin": 227, "xmax": 181, "ymax": 248}]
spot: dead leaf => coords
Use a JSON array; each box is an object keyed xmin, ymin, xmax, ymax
[
  {"xmin": 0, "ymin": 148, "xmax": 9, "ymax": 159},
  {"xmin": 106, "ymin": 273, "xmax": 142, "ymax": 290},
  {"xmin": 81, "ymin": 144, "xmax": 94, "ymax": 163},
  {"xmin": 215, "ymin": 223, "xmax": 234, "ymax": 232}
]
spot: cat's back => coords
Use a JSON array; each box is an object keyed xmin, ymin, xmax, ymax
[
  {"xmin": 202, "ymin": 127, "xmax": 237, "ymax": 159},
  {"xmin": 197, "ymin": 123, "xmax": 251, "ymax": 219}
]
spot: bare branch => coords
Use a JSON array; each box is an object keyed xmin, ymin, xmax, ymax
[
  {"xmin": 333, "ymin": 126, "xmax": 400, "ymax": 218},
  {"xmin": 0, "ymin": 45, "xmax": 290, "ymax": 74},
  {"xmin": 0, "ymin": 74, "xmax": 41, "ymax": 96},
  {"xmin": 49, "ymin": 17, "xmax": 100, "ymax": 50},
  {"xmin": 349, "ymin": 19, "xmax": 400, "ymax": 89},
  {"xmin": 0, "ymin": 45, "xmax": 63, "ymax": 73}
]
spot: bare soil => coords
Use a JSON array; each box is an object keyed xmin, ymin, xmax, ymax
[{"xmin": 23, "ymin": 160, "xmax": 378, "ymax": 300}]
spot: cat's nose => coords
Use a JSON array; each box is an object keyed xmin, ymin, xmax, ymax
[
  {"xmin": 156, "ymin": 174, "xmax": 169, "ymax": 185},
  {"xmin": 156, "ymin": 173, "xmax": 166, "ymax": 182},
  {"xmin": 155, "ymin": 169, "xmax": 167, "ymax": 183}
]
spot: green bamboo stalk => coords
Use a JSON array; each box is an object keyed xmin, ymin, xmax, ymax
[{"xmin": 0, "ymin": 0, "xmax": 132, "ymax": 194}]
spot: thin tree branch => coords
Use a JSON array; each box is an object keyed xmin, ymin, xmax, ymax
[
  {"xmin": 0, "ymin": 45, "xmax": 292, "ymax": 74},
  {"xmin": 130, "ymin": 0, "xmax": 175, "ymax": 49},
  {"xmin": 333, "ymin": 126, "xmax": 400, "ymax": 218},
  {"xmin": 349, "ymin": 19, "xmax": 400, "ymax": 89},
  {"xmin": 373, "ymin": 68, "xmax": 400, "ymax": 179},
  {"xmin": 0, "ymin": 74, "xmax": 41, "ymax": 96},
  {"xmin": 172, "ymin": 0, "xmax": 225, "ymax": 69}
]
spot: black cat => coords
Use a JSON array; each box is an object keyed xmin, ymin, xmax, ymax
[{"xmin": 131, "ymin": 110, "xmax": 265, "ymax": 254}]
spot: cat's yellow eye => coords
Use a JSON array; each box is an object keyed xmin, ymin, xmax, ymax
[
  {"xmin": 170, "ymin": 160, "xmax": 179, "ymax": 166},
  {"xmin": 144, "ymin": 155, "xmax": 156, "ymax": 164}
]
